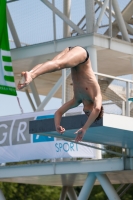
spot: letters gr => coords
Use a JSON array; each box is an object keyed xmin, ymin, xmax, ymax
[{"xmin": 0, "ymin": 120, "xmax": 29, "ymax": 146}]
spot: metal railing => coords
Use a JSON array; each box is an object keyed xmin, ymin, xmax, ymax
[{"xmin": 95, "ymin": 72, "xmax": 133, "ymax": 117}]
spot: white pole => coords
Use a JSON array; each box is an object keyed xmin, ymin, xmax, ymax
[
  {"xmin": 122, "ymin": 101, "xmax": 125, "ymax": 116},
  {"xmin": 86, "ymin": 47, "xmax": 102, "ymax": 159},
  {"xmin": 62, "ymin": 69, "xmax": 66, "ymax": 105},
  {"xmin": 126, "ymin": 82, "xmax": 130, "ymax": 117},
  {"xmin": 25, "ymin": 88, "xmax": 36, "ymax": 111},
  {"xmin": 131, "ymin": 58, "xmax": 133, "ymax": 68},
  {"xmin": 86, "ymin": 47, "xmax": 98, "ymax": 72},
  {"xmin": 6, "ymin": 6, "xmax": 21, "ymax": 47},
  {"xmin": 41, "ymin": 0, "xmax": 84, "ymax": 34},
  {"xmin": 52, "ymin": 0, "xmax": 56, "ymax": 40},
  {"xmin": 112, "ymin": 0, "xmax": 130, "ymax": 42},
  {"xmin": 36, "ymin": 69, "xmax": 71, "ymax": 111},
  {"xmin": 96, "ymin": 174, "xmax": 121, "ymax": 200},
  {"xmin": 59, "ymin": 186, "xmax": 68, "ymax": 200},
  {"xmin": 78, "ymin": 174, "xmax": 96, "ymax": 200},
  {"xmin": 30, "ymin": 81, "xmax": 41, "ymax": 108},
  {"xmin": 62, "ymin": 0, "xmax": 71, "ymax": 105},
  {"xmin": 67, "ymin": 187, "xmax": 77, "ymax": 200},
  {"xmin": 63, "ymin": 0, "xmax": 71, "ymax": 38},
  {"xmin": 0, "ymin": 190, "xmax": 6, "ymax": 200},
  {"xmin": 85, "ymin": 0, "xmax": 95, "ymax": 33},
  {"xmin": 95, "ymin": 0, "xmax": 109, "ymax": 32},
  {"xmin": 109, "ymin": 0, "xmax": 112, "ymax": 37}
]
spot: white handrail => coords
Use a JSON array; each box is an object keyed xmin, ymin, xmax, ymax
[
  {"xmin": 94, "ymin": 72, "xmax": 133, "ymax": 83},
  {"xmin": 94, "ymin": 71, "xmax": 133, "ymax": 117}
]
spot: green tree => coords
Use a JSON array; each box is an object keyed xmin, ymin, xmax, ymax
[
  {"xmin": 0, "ymin": 182, "xmax": 61, "ymax": 200},
  {"xmin": 103, "ymin": 145, "xmax": 122, "ymax": 158}
]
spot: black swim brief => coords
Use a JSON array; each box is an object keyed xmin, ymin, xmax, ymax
[{"xmin": 68, "ymin": 46, "xmax": 89, "ymax": 64}]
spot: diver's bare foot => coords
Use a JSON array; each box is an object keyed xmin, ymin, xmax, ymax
[{"xmin": 17, "ymin": 71, "xmax": 33, "ymax": 90}]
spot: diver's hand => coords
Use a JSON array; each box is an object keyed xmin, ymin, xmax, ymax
[
  {"xmin": 74, "ymin": 128, "xmax": 86, "ymax": 142},
  {"xmin": 56, "ymin": 125, "xmax": 65, "ymax": 134}
]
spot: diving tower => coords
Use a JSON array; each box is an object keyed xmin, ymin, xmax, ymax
[{"xmin": 1, "ymin": 0, "xmax": 133, "ymax": 199}]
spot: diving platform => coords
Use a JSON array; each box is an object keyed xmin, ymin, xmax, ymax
[
  {"xmin": 28, "ymin": 113, "xmax": 133, "ymax": 199},
  {"xmin": 29, "ymin": 113, "xmax": 133, "ymax": 149}
]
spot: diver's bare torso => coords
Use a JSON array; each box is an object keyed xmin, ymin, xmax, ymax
[{"xmin": 71, "ymin": 57, "xmax": 101, "ymax": 105}]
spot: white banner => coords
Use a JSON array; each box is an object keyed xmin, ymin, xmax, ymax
[{"xmin": 0, "ymin": 110, "xmax": 96, "ymax": 163}]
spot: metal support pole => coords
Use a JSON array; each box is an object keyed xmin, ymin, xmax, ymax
[
  {"xmin": 0, "ymin": 190, "xmax": 6, "ymax": 200},
  {"xmin": 62, "ymin": 69, "xmax": 66, "ymax": 105},
  {"xmin": 125, "ymin": 23, "xmax": 133, "ymax": 35},
  {"xmin": 119, "ymin": 184, "xmax": 132, "ymax": 198},
  {"xmin": 86, "ymin": 46, "xmax": 102, "ymax": 159},
  {"xmin": 85, "ymin": 0, "xmax": 95, "ymax": 33},
  {"xmin": 96, "ymin": 174, "xmax": 121, "ymax": 200},
  {"xmin": 62, "ymin": 68, "xmax": 70, "ymax": 160},
  {"xmin": 95, "ymin": 0, "xmax": 109, "ymax": 32},
  {"xmin": 86, "ymin": 47, "xmax": 97, "ymax": 72},
  {"xmin": 122, "ymin": 101, "xmax": 125, "ymax": 116},
  {"xmin": 62, "ymin": 0, "xmax": 69, "ymax": 105},
  {"xmin": 6, "ymin": 6, "xmax": 21, "ymax": 47},
  {"xmin": 52, "ymin": 0, "xmax": 56, "ymax": 40},
  {"xmin": 25, "ymin": 88, "xmax": 36, "ymax": 111},
  {"xmin": 67, "ymin": 187, "xmax": 77, "ymax": 200},
  {"xmin": 116, "ymin": 184, "xmax": 125, "ymax": 194},
  {"xmin": 7, "ymin": 6, "xmax": 39, "ymax": 113},
  {"xmin": 63, "ymin": 0, "xmax": 71, "ymax": 38},
  {"xmin": 112, "ymin": 0, "xmax": 130, "ymax": 42},
  {"xmin": 94, "ymin": 144, "xmax": 102, "ymax": 159},
  {"xmin": 63, "ymin": 0, "xmax": 71, "ymax": 119},
  {"xmin": 41, "ymin": 0, "xmax": 84, "ymax": 34},
  {"xmin": 96, "ymin": 0, "xmax": 115, "ymax": 19},
  {"xmin": 131, "ymin": 58, "xmax": 133, "ymax": 68},
  {"xmin": 59, "ymin": 186, "xmax": 68, "ymax": 200},
  {"xmin": 127, "ymin": 148, "xmax": 133, "ymax": 158},
  {"xmin": 29, "ymin": 81, "xmax": 41, "ymax": 108},
  {"xmin": 97, "ymin": 0, "xmax": 132, "ymax": 38},
  {"xmin": 126, "ymin": 82, "xmax": 130, "ymax": 117},
  {"xmin": 7, "ymin": 5, "xmax": 39, "ymax": 113},
  {"xmin": 36, "ymin": 69, "xmax": 71, "ymax": 111},
  {"xmin": 78, "ymin": 173, "xmax": 96, "ymax": 200},
  {"xmin": 109, "ymin": 0, "xmax": 112, "ymax": 37}
]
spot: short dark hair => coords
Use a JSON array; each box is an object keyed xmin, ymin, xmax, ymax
[{"xmin": 95, "ymin": 106, "xmax": 104, "ymax": 121}]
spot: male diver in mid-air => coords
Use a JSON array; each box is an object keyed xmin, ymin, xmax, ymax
[{"xmin": 18, "ymin": 46, "xmax": 103, "ymax": 142}]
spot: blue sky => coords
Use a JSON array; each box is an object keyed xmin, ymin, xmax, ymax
[{"xmin": 0, "ymin": 91, "xmax": 62, "ymax": 117}]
